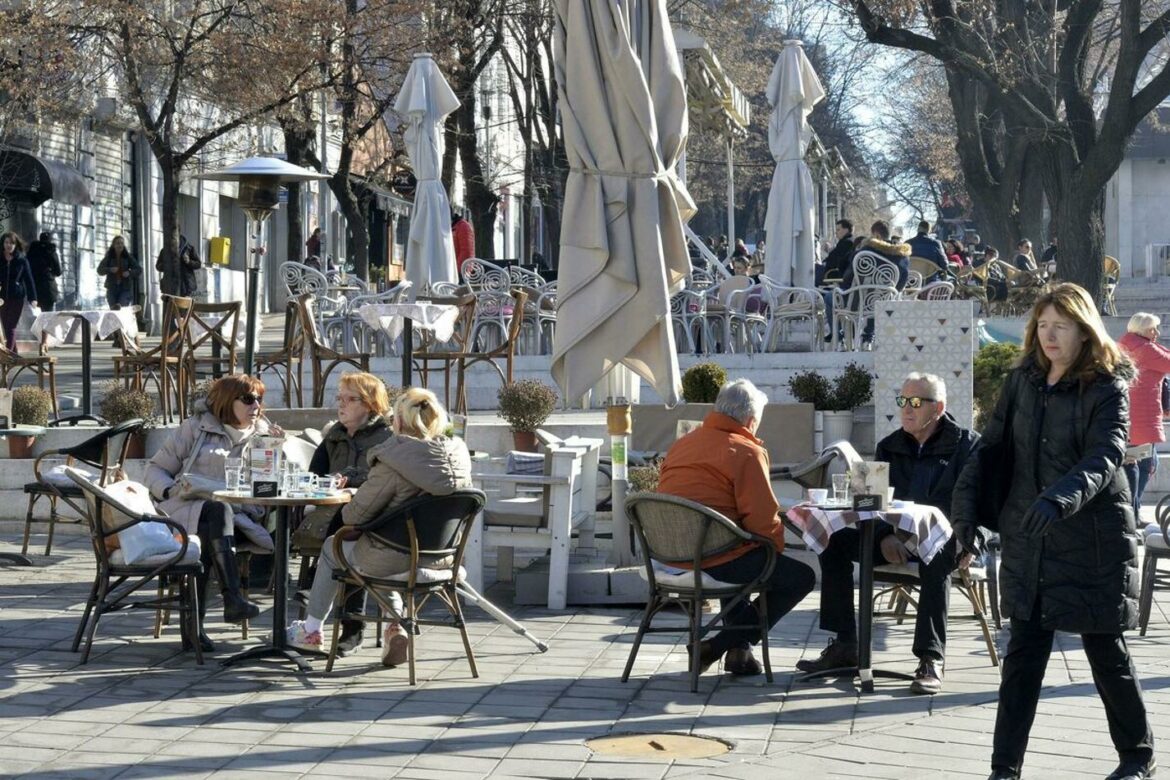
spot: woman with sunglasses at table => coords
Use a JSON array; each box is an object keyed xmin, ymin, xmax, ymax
[
  {"xmin": 146, "ymin": 374, "xmax": 280, "ymax": 652},
  {"xmin": 302, "ymin": 372, "xmax": 393, "ymax": 656}
]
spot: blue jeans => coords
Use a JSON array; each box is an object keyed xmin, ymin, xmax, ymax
[{"xmin": 1123, "ymin": 454, "xmax": 1157, "ymax": 520}]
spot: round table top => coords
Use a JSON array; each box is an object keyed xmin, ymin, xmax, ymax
[{"xmin": 212, "ymin": 489, "xmax": 354, "ymax": 507}]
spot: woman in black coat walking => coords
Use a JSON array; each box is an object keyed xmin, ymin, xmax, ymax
[
  {"xmin": 26, "ymin": 231, "xmax": 61, "ymax": 311},
  {"xmin": 0, "ymin": 231, "xmax": 37, "ymax": 352},
  {"xmin": 952, "ymin": 283, "xmax": 1155, "ymax": 780}
]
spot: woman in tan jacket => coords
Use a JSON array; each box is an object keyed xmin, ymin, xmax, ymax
[{"xmin": 286, "ymin": 387, "xmax": 472, "ymax": 665}]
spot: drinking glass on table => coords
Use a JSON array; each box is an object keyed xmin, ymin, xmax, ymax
[
  {"xmin": 224, "ymin": 457, "xmax": 244, "ymax": 492},
  {"xmin": 832, "ymin": 473, "xmax": 850, "ymax": 503}
]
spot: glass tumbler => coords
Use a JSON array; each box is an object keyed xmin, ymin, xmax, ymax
[
  {"xmin": 224, "ymin": 457, "xmax": 244, "ymax": 492},
  {"xmin": 832, "ymin": 473, "xmax": 850, "ymax": 503}
]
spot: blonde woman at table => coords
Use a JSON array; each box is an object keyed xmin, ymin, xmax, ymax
[
  {"xmin": 952, "ymin": 283, "xmax": 1154, "ymax": 780},
  {"xmin": 285, "ymin": 387, "xmax": 472, "ymax": 667},
  {"xmin": 97, "ymin": 235, "xmax": 141, "ymax": 310},
  {"xmin": 304, "ymin": 371, "xmax": 393, "ymax": 656},
  {"xmin": 146, "ymin": 374, "xmax": 278, "ymax": 652}
]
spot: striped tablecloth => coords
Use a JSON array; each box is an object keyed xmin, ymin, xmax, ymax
[{"xmin": 787, "ymin": 502, "xmax": 953, "ymax": 564}]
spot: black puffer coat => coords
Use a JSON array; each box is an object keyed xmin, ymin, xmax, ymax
[
  {"xmin": 952, "ymin": 357, "xmax": 1140, "ymax": 633},
  {"xmin": 308, "ymin": 415, "xmax": 391, "ymax": 487}
]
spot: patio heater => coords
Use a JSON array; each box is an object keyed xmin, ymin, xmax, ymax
[{"xmin": 195, "ymin": 158, "xmax": 329, "ymax": 372}]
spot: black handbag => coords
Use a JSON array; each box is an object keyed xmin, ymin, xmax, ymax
[{"xmin": 974, "ymin": 386, "xmax": 1015, "ymax": 532}]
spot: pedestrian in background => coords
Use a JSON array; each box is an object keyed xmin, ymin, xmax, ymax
[
  {"xmin": 952, "ymin": 283, "xmax": 1155, "ymax": 780},
  {"xmin": 26, "ymin": 231, "xmax": 61, "ymax": 312},
  {"xmin": 156, "ymin": 234, "xmax": 201, "ymax": 297},
  {"xmin": 0, "ymin": 231, "xmax": 37, "ymax": 352},
  {"xmin": 97, "ymin": 235, "xmax": 140, "ymax": 310},
  {"xmin": 1118, "ymin": 312, "xmax": 1170, "ymax": 521}
]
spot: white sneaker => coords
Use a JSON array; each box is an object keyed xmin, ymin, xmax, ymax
[
  {"xmin": 286, "ymin": 620, "xmax": 324, "ymax": 654},
  {"xmin": 382, "ymin": 621, "xmax": 409, "ymax": 667}
]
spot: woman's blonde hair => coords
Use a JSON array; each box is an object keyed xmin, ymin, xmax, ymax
[
  {"xmin": 1127, "ymin": 312, "xmax": 1161, "ymax": 335},
  {"xmin": 393, "ymin": 387, "xmax": 448, "ymax": 439},
  {"xmin": 339, "ymin": 372, "xmax": 391, "ymax": 417},
  {"xmin": 1020, "ymin": 282, "xmax": 1127, "ymax": 382}
]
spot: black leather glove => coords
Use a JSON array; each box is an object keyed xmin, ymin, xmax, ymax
[
  {"xmin": 952, "ymin": 521, "xmax": 982, "ymax": 557},
  {"xmin": 1020, "ymin": 498, "xmax": 1061, "ymax": 538}
]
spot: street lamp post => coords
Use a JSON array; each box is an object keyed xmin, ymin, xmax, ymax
[{"xmin": 195, "ymin": 158, "xmax": 329, "ymax": 373}]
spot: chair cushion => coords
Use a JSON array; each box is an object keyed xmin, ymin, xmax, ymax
[
  {"xmin": 640, "ymin": 561, "xmax": 737, "ymax": 590},
  {"xmin": 109, "ymin": 535, "xmax": 202, "ymax": 567},
  {"xmin": 1145, "ymin": 524, "xmax": 1169, "ymax": 550},
  {"xmin": 505, "ymin": 451, "xmax": 545, "ymax": 475},
  {"xmin": 382, "ymin": 564, "xmax": 466, "ymax": 584},
  {"xmin": 40, "ymin": 464, "xmax": 98, "ymax": 489},
  {"xmin": 24, "ymin": 481, "xmax": 83, "ymax": 496}
]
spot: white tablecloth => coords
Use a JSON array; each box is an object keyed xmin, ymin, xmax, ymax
[
  {"xmin": 788, "ymin": 502, "xmax": 953, "ymax": 564},
  {"xmin": 32, "ymin": 309, "xmax": 138, "ymax": 348},
  {"xmin": 356, "ymin": 303, "xmax": 459, "ymax": 343}
]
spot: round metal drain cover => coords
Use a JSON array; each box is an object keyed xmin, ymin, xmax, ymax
[{"xmin": 586, "ymin": 732, "xmax": 731, "ymax": 759}]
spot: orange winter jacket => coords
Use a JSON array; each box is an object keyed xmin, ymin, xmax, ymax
[{"xmin": 656, "ymin": 411, "xmax": 784, "ymax": 568}]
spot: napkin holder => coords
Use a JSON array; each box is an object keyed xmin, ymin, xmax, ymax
[{"xmin": 851, "ymin": 460, "xmax": 890, "ymax": 511}]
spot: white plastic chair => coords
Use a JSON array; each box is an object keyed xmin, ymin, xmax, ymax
[
  {"xmin": 670, "ymin": 290, "xmax": 709, "ymax": 354},
  {"xmin": 462, "ymin": 258, "xmax": 510, "ymax": 292},
  {"xmin": 758, "ymin": 280, "xmax": 825, "ymax": 352}
]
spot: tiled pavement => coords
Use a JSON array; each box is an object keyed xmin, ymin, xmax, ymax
[{"xmin": 2, "ymin": 526, "xmax": 1168, "ymax": 780}]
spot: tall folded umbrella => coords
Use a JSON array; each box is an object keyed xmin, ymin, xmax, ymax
[
  {"xmin": 764, "ymin": 40, "xmax": 825, "ymax": 287},
  {"xmin": 551, "ymin": 0, "xmax": 695, "ymax": 406},
  {"xmin": 395, "ymin": 53, "xmax": 460, "ymax": 299}
]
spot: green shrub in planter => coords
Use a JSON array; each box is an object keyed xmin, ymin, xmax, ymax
[
  {"xmin": 497, "ymin": 379, "xmax": 558, "ymax": 432},
  {"xmin": 973, "ymin": 342, "xmax": 1021, "ymax": 429},
  {"xmin": 681, "ymin": 362, "xmax": 727, "ymax": 403},
  {"xmin": 787, "ymin": 370, "xmax": 834, "ymax": 410},
  {"xmin": 98, "ymin": 380, "xmax": 158, "ymax": 426},
  {"xmin": 787, "ymin": 363, "xmax": 873, "ymax": 411},
  {"xmin": 12, "ymin": 386, "xmax": 53, "ymax": 426}
]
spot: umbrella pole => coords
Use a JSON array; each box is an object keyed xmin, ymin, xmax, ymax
[{"xmin": 607, "ymin": 399, "xmax": 633, "ymax": 567}]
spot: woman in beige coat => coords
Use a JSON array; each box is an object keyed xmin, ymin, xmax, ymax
[
  {"xmin": 146, "ymin": 374, "xmax": 276, "ymax": 651},
  {"xmin": 286, "ymin": 387, "xmax": 472, "ymax": 665}
]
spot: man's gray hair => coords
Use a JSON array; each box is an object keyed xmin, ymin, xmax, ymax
[
  {"xmin": 904, "ymin": 372, "xmax": 947, "ymax": 405},
  {"xmin": 714, "ymin": 378, "xmax": 768, "ymax": 425},
  {"xmin": 1128, "ymin": 312, "xmax": 1160, "ymax": 334}
]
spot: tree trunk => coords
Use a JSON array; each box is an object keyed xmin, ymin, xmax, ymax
[
  {"xmin": 158, "ymin": 160, "xmax": 181, "ymax": 297},
  {"xmin": 1051, "ymin": 189, "xmax": 1106, "ymax": 304},
  {"xmin": 283, "ymin": 124, "xmax": 315, "ymax": 263},
  {"xmin": 328, "ymin": 172, "xmax": 370, "ymax": 280},
  {"xmin": 453, "ymin": 97, "xmax": 499, "ymax": 260}
]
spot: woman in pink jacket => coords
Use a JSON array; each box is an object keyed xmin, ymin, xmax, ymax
[{"xmin": 1118, "ymin": 312, "xmax": 1170, "ymax": 518}]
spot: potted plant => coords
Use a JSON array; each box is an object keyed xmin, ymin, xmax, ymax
[
  {"xmin": 681, "ymin": 362, "xmax": 727, "ymax": 403},
  {"xmin": 9, "ymin": 386, "xmax": 53, "ymax": 458},
  {"xmin": 788, "ymin": 362, "xmax": 873, "ymax": 444},
  {"xmin": 497, "ymin": 379, "xmax": 558, "ymax": 452},
  {"xmin": 97, "ymin": 381, "xmax": 158, "ymax": 458}
]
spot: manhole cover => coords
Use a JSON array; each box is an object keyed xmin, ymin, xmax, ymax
[{"xmin": 586, "ymin": 732, "xmax": 731, "ymax": 759}]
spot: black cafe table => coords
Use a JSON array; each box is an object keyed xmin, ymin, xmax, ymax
[
  {"xmin": 787, "ymin": 501, "xmax": 952, "ymax": 692},
  {"xmin": 213, "ymin": 489, "xmax": 351, "ymax": 672}
]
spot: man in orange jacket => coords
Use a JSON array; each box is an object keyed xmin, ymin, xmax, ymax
[{"xmin": 658, "ymin": 378, "xmax": 816, "ymax": 676}]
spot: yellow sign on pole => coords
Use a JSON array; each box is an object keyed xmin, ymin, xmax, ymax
[{"xmin": 209, "ymin": 236, "xmax": 231, "ymax": 266}]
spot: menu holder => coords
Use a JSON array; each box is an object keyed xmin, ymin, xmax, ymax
[
  {"xmin": 249, "ymin": 436, "xmax": 282, "ymax": 498},
  {"xmin": 851, "ymin": 461, "xmax": 890, "ymax": 511}
]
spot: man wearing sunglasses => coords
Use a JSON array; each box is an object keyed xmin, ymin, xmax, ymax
[{"xmin": 797, "ymin": 372, "xmax": 979, "ymax": 694}]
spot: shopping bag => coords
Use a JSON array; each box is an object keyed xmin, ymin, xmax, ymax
[{"xmin": 119, "ymin": 520, "xmax": 181, "ymax": 564}]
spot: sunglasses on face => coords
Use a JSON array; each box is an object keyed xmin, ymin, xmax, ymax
[
  {"xmin": 896, "ymin": 395, "xmax": 936, "ymax": 409},
  {"xmin": 238, "ymin": 393, "xmax": 263, "ymax": 406}
]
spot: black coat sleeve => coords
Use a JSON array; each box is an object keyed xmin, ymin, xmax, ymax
[
  {"xmin": 952, "ymin": 372, "xmax": 1015, "ymax": 527},
  {"xmin": 1041, "ymin": 378, "xmax": 1129, "ymax": 518},
  {"xmin": 309, "ymin": 440, "xmax": 330, "ymax": 477}
]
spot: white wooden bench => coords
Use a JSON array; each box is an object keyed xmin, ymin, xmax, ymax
[{"xmin": 465, "ymin": 437, "xmax": 602, "ymax": 609}]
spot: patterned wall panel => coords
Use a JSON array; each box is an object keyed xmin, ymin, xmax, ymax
[{"xmin": 873, "ymin": 300, "xmax": 975, "ymax": 449}]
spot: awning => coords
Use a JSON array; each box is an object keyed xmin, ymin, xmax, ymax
[{"xmin": 0, "ymin": 149, "xmax": 91, "ymax": 207}]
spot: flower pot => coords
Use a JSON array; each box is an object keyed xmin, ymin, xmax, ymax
[
  {"xmin": 820, "ymin": 410, "xmax": 854, "ymax": 447},
  {"xmin": 511, "ymin": 430, "xmax": 539, "ymax": 452},
  {"xmin": 125, "ymin": 431, "xmax": 146, "ymax": 459},
  {"xmin": 7, "ymin": 435, "xmax": 35, "ymax": 459}
]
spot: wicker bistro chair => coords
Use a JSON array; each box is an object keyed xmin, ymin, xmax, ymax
[
  {"xmin": 254, "ymin": 299, "xmax": 305, "ymax": 407},
  {"xmin": 22, "ymin": 418, "xmax": 145, "ymax": 556},
  {"xmin": 295, "ymin": 293, "xmax": 370, "ymax": 407},
  {"xmin": 0, "ymin": 302, "xmax": 59, "ymax": 419},
  {"xmin": 703, "ymin": 276, "xmax": 753, "ymax": 353},
  {"xmin": 758, "ymin": 280, "xmax": 825, "ymax": 353},
  {"xmin": 451, "ymin": 289, "xmax": 527, "ymax": 415},
  {"xmin": 183, "ymin": 300, "xmax": 241, "ymax": 393},
  {"xmin": 909, "ymin": 255, "xmax": 944, "ymax": 283},
  {"xmin": 412, "ymin": 292, "xmax": 478, "ymax": 412},
  {"xmin": 917, "ymin": 280, "xmax": 956, "ymax": 300},
  {"xmin": 622, "ymin": 493, "xmax": 776, "ymax": 692},
  {"xmin": 831, "ymin": 283, "xmax": 900, "ymax": 351},
  {"xmin": 324, "ymin": 490, "xmax": 486, "ymax": 684},
  {"xmin": 63, "ymin": 467, "xmax": 204, "ymax": 664},
  {"xmin": 871, "ymin": 561, "xmax": 1000, "ymax": 666},
  {"xmin": 114, "ymin": 294, "xmax": 193, "ymax": 422},
  {"xmin": 1138, "ymin": 495, "xmax": 1170, "ymax": 635}
]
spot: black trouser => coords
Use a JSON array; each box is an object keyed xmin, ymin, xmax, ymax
[
  {"xmin": 991, "ymin": 603, "xmax": 1154, "ymax": 771},
  {"xmin": 1, "ymin": 297, "xmax": 23, "ymax": 351},
  {"xmin": 197, "ymin": 501, "xmax": 232, "ymax": 544},
  {"xmin": 817, "ymin": 528, "xmax": 957, "ymax": 661},
  {"xmin": 702, "ymin": 547, "xmax": 816, "ymax": 655}
]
